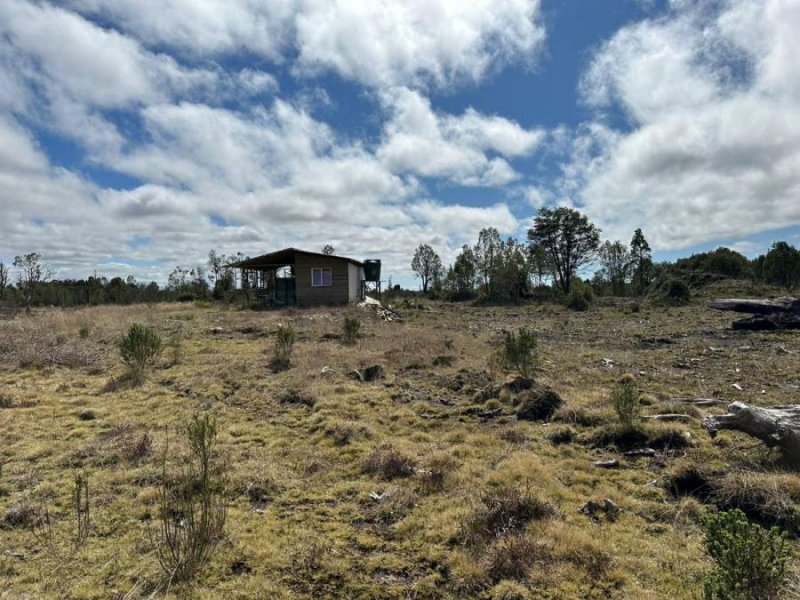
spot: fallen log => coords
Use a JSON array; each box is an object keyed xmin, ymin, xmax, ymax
[
  {"xmin": 707, "ymin": 297, "xmax": 800, "ymax": 331},
  {"xmin": 644, "ymin": 413, "xmax": 695, "ymax": 422},
  {"xmin": 702, "ymin": 402, "xmax": 800, "ymax": 465},
  {"xmin": 706, "ymin": 297, "xmax": 800, "ymax": 314}
]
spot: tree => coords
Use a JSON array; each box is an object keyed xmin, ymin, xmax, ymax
[
  {"xmin": 629, "ymin": 228, "xmax": 653, "ymax": 295},
  {"xmin": 763, "ymin": 241, "xmax": 800, "ymax": 291},
  {"xmin": 451, "ymin": 245, "xmax": 477, "ymax": 296},
  {"xmin": 0, "ymin": 261, "xmax": 8, "ymax": 299},
  {"xmin": 13, "ymin": 252, "xmax": 51, "ymax": 313},
  {"xmin": 411, "ymin": 244, "xmax": 442, "ymax": 294},
  {"xmin": 321, "ymin": 244, "xmax": 335, "ymax": 255},
  {"xmin": 598, "ymin": 240, "xmax": 633, "ymax": 296},
  {"xmin": 207, "ymin": 250, "xmax": 234, "ymax": 298},
  {"xmin": 527, "ymin": 207, "xmax": 601, "ymax": 294},
  {"xmin": 473, "ymin": 227, "xmax": 502, "ymax": 297}
]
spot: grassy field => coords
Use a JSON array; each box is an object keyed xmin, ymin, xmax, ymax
[{"xmin": 1, "ymin": 291, "xmax": 799, "ymax": 599}]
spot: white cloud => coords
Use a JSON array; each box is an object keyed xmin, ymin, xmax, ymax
[
  {"xmin": 66, "ymin": 0, "xmax": 545, "ymax": 90},
  {"xmin": 570, "ymin": 0, "xmax": 800, "ymax": 249},
  {"xmin": 377, "ymin": 88, "xmax": 544, "ymax": 186}
]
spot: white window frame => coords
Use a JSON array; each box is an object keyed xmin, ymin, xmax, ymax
[{"xmin": 311, "ymin": 267, "xmax": 332, "ymax": 287}]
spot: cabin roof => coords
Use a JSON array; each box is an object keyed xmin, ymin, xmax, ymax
[{"xmin": 233, "ymin": 247, "xmax": 364, "ymax": 269}]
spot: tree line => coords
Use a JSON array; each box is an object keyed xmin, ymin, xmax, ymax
[
  {"xmin": 411, "ymin": 207, "xmax": 800, "ymax": 303},
  {"xmin": 0, "ymin": 250, "xmax": 242, "ymax": 312}
]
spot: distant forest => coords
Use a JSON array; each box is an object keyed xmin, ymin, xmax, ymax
[{"xmin": 2, "ymin": 208, "xmax": 799, "ymax": 311}]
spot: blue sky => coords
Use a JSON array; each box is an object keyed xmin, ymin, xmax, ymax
[{"xmin": 0, "ymin": 0, "xmax": 798, "ymax": 287}]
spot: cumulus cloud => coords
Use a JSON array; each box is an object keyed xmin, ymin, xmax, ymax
[
  {"xmin": 378, "ymin": 88, "xmax": 544, "ymax": 186},
  {"xmin": 571, "ymin": 0, "xmax": 800, "ymax": 249}
]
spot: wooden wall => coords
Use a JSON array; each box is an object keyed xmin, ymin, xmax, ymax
[{"xmin": 294, "ymin": 254, "xmax": 351, "ymax": 306}]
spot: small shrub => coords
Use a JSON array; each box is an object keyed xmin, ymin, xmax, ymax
[
  {"xmin": 167, "ymin": 331, "xmax": 184, "ymax": 365},
  {"xmin": 118, "ymin": 323, "xmax": 163, "ymax": 384},
  {"xmin": 548, "ymin": 427, "xmax": 575, "ymax": 445},
  {"xmin": 342, "ymin": 313, "xmax": 361, "ymax": 345},
  {"xmin": 567, "ymin": 291, "xmax": 589, "ymax": 312},
  {"xmin": 271, "ymin": 324, "xmax": 295, "ymax": 371},
  {"xmin": 665, "ymin": 279, "xmax": 690, "ymax": 304},
  {"xmin": 490, "ymin": 580, "xmax": 532, "ymax": 600},
  {"xmin": 494, "ymin": 328, "xmax": 538, "ymax": 378},
  {"xmin": 362, "ymin": 444, "xmax": 417, "ymax": 480},
  {"xmin": 714, "ymin": 471, "xmax": 800, "ymax": 534},
  {"xmin": 419, "ymin": 452, "xmax": 458, "ymax": 492},
  {"xmin": 152, "ymin": 413, "xmax": 227, "ymax": 583},
  {"xmin": 78, "ymin": 326, "xmax": 90, "ymax": 339},
  {"xmin": 484, "ymin": 533, "xmax": 544, "ymax": 582},
  {"xmin": 611, "ymin": 374, "xmax": 640, "ymax": 429},
  {"xmin": 701, "ymin": 509, "xmax": 791, "ymax": 600},
  {"xmin": 361, "ymin": 485, "xmax": 418, "ymax": 524},
  {"xmin": 462, "ymin": 484, "xmax": 556, "ymax": 545}
]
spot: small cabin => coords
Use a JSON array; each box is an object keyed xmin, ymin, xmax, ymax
[{"xmin": 233, "ymin": 248, "xmax": 380, "ymax": 307}]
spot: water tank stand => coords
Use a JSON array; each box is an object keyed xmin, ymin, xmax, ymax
[{"xmin": 361, "ymin": 280, "xmax": 381, "ymax": 300}]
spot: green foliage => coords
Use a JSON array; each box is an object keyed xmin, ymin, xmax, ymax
[
  {"xmin": 527, "ymin": 207, "xmax": 601, "ymax": 294},
  {"xmin": 676, "ymin": 247, "xmax": 752, "ymax": 279},
  {"xmin": 411, "ymin": 243, "xmax": 443, "ymax": 294},
  {"xmin": 271, "ymin": 324, "xmax": 295, "ymax": 370},
  {"xmin": 118, "ymin": 323, "xmax": 162, "ymax": 383},
  {"xmin": 611, "ymin": 375, "xmax": 640, "ymax": 429},
  {"xmin": 701, "ymin": 509, "xmax": 791, "ymax": 600},
  {"xmin": 342, "ymin": 313, "xmax": 361, "ymax": 345},
  {"xmin": 153, "ymin": 413, "xmax": 227, "ymax": 583},
  {"xmin": 630, "ymin": 228, "xmax": 653, "ymax": 295},
  {"xmin": 762, "ymin": 241, "xmax": 800, "ymax": 291},
  {"xmin": 78, "ymin": 326, "xmax": 90, "ymax": 339},
  {"xmin": 495, "ymin": 328, "xmax": 538, "ymax": 378},
  {"xmin": 567, "ymin": 290, "xmax": 589, "ymax": 312},
  {"xmin": 664, "ymin": 279, "xmax": 690, "ymax": 304}
]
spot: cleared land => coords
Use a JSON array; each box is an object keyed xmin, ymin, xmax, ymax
[{"xmin": 1, "ymin": 290, "xmax": 799, "ymax": 599}]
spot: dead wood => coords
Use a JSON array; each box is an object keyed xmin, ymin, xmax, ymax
[
  {"xmin": 706, "ymin": 297, "xmax": 800, "ymax": 314},
  {"xmin": 702, "ymin": 402, "xmax": 800, "ymax": 465}
]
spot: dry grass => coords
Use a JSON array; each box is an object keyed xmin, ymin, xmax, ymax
[{"xmin": 0, "ymin": 299, "xmax": 797, "ymax": 598}]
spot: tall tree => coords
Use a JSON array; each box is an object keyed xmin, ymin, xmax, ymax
[
  {"xmin": 763, "ymin": 241, "xmax": 800, "ymax": 291},
  {"xmin": 411, "ymin": 243, "xmax": 442, "ymax": 294},
  {"xmin": 13, "ymin": 252, "xmax": 51, "ymax": 313},
  {"xmin": 598, "ymin": 240, "xmax": 633, "ymax": 296},
  {"xmin": 527, "ymin": 207, "xmax": 601, "ymax": 294},
  {"xmin": 451, "ymin": 245, "xmax": 477, "ymax": 296},
  {"xmin": 0, "ymin": 261, "xmax": 8, "ymax": 299},
  {"xmin": 629, "ymin": 228, "xmax": 652, "ymax": 295},
  {"xmin": 473, "ymin": 227, "xmax": 502, "ymax": 297}
]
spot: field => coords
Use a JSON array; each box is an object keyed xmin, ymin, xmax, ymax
[{"xmin": 1, "ymin": 291, "xmax": 799, "ymax": 599}]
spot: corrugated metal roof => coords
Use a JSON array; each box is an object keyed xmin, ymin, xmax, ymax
[{"xmin": 233, "ymin": 247, "xmax": 364, "ymax": 269}]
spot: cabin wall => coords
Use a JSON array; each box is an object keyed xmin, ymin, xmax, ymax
[{"xmin": 294, "ymin": 254, "xmax": 350, "ymax": 306}]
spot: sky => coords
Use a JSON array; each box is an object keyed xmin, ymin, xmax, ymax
[{"xmin": 1, "ymin": 0, "xmax": 799, "ymax": 288}]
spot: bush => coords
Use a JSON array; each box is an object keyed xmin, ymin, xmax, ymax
[
  {"xmin": 362, "ymin": 444, "xmax": 417, "ymax": 480},
  {"xmin": 566, "ymin": 291, "xmax": 589, "ymax": 312},
  {"xmin": 118, "ymin": 323, "xmax": 162, "ymax": 383},
  {"xmin": 462, "ymin": 484, "xmax": 556, "ymax": 545},
  {"xmin": 494, "ymin": 328, "xmax": 538, "ymax": 378},
  {"xmin": 484, "ymin": 533, "xmax": 543, "ymax": 582},
  {"xmin": 611, "ymin": 375, "xmax": 640, "ymax": 429},
  {"xmin": 152, "ymin": 413, "xmax": 227, "ymax": 583},
  {"xmin": 271, "ymin": 324, "xmax": 295, "ymax": 371},
  {"xmin": 701, "ymin": 509, "xmax": 791, "ymax": 600},
  {"xmin": 665, "ymin": 279, "xmax": 690, "ymax": 304},
  {"xmin": 342, "ymin": 313, "xmax": 361, "ymax": 345}
]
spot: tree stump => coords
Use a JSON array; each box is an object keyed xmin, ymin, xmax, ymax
[
  {"xmin": 707, "ymin": 297, "xmax": 800, "ymax": 330},
  {"xmin": 702, "ymin": 402, "xmax": 800, "ymax": 465}
]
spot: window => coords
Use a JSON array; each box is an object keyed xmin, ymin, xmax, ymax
[{"xmin": 311, "ymin": 267, "xmax": 332, "ymax": 287}]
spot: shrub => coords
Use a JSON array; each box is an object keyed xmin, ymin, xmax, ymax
[
  {"xmin": 152, "ymin": 413, "xmax": 227, "ymax": 583},
  {"xmin": 611, "ymin": 375, "xmax": 640, "ymax": 429},
  {"xmin": 490, "ymin": 580, "xmax": 532, "ymax": 600},
  {"xmin": 342, "ymin": 313, "xmax": 361, "ymax": 345},
  {"xmin": 484, "ymin": 533, "xmax": 543, "ymax": 582},
  {"xmin": 118, "ymin": 323, "xmax": 162, "ymax": 384},
  {"xmin": 271, "ymin": 324, "xmax": 295, "ymax": 371},
  {"xmin": 494, "ymin": 328, "xmax": 538, "ymax": 378},
  {"xmin": 78, "ymin": 326, "xmax": 90, "ymax": 339},
  {"xmin": 362, "ymin": 444, "xmax": 417, "ymax": 480},
  {"xmin": 462, "ymin": 484, "xmax": 556, "ymax": 545},
  {"xmin": 701, "ymin": 509, "xmax": 791, "ymax": 600},
  {"xmin": 566, "ymin": 291, "xmax": 589, "ymax": 312},
  {"xmin": 419, "ymin": 452, "xmax": 458, "ymax": 492},
  {"xmin": 665, "ymin": 279, "xmax": 690, "ymax": 304}
]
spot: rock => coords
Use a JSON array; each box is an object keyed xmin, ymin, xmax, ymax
[
  {"xmin": 78, "ymin": 409, "xmax": 96, "ymax": 421},
  {"xmin": 515, "ymin": 384, "xmax": 563, "ymax": 421},
  {"xmin": 349, "ymin": 365, "xmax": 385, "ymax": 382},
  {"xmin": 593, "ymin": 458, "xmax": 619, "ymax": 468},
  {"xmin": 320, "ymin": 366, "xmax": 336, "ymax": 377}
]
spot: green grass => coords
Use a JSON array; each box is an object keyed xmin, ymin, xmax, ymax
[{"xmin": 0, "ymin": 299, "xmax": 798, "ymax": 598}]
